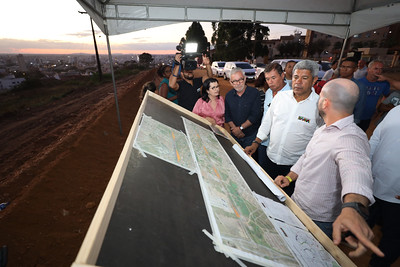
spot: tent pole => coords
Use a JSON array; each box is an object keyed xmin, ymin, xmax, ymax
[
  {"xmin": 106, "ymin": 34, "xmax": 123, "ymax": 135},
  {"xmin": 337, "ymin": 27, "xmax": 350, "ymax": 66}
]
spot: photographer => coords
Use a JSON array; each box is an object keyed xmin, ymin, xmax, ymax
[{"xmin": 169, "ymin": 53, "xmax": 212, "ymax": 111}]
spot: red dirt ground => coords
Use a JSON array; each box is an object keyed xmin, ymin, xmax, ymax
[
  {"xmin": 0, "ymin": 68, "xmax": 398, "ymax": 267},
  {"xmin": 0, "ymin": 69, "xmax": 156, "ymax": 266}
]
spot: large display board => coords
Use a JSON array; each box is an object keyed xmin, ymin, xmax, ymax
[{"xmin": 72, "ymin": 92, "xmax": 355, "ymax": 267}]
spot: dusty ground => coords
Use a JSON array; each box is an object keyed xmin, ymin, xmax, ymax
[
  {"xmin": 0, "ymin": 69, "xmax": 156, "ymax": 266},
  {"xmin": 0, "ymin": 68, "xmax": 398, "ymax": 267}
]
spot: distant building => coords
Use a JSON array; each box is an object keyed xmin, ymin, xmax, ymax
[
  {"xmin": 17, "ymin": 54, "xmax": 28, "ymax": 72},
  {"xmin": 0, "ymin": 75, "xmax": 25, "ymax": 92}
]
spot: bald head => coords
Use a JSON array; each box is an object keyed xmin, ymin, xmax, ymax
[{"xmin": 321, "ymin": 78, "xmax": 359, "ymax": 114}]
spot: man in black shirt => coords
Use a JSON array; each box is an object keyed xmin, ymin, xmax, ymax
[
  {"xmin": 169, "ymin": 53, "xmax": 212, "ymax": 111},
  {"xmin": 225, "ymin": 68, "xmax": 262, "ymax": 154}
]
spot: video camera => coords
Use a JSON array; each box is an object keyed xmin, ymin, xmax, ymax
[{"xmin": 176, "ymin": 38, "xmax": 208, "ymax": 71}]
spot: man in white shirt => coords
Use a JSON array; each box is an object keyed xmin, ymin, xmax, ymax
[
  {"xmin": 257, "ymin": 62, "xmax": 292, "ymax": 170},
  {"xmin": 368, "ymin": 105, "xmax": 400, "ymax": 267},
  {"xmin": 321, "ymin": 59, "xmax": 338, "ymax": 81},
  {"xmin": 244, "ymin": 60, "xmax": 321, "ymax": 195},
  {"xmin": 353, "ymin": 59, "xmax": 368, "ymax": 79},
  {"xmin": 275, "ymin": 78, "xmax": 383, "ymax": 259},
  {"xmin": 284, "ymin": 60, "xmax": 297, "ymax": 87}
]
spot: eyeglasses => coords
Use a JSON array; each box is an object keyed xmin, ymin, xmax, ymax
[
  {"xmin": 231, "ymin": 77, "xmax": 244, "ymax": 84},
  {"xmin": 210, "ymin": 85, "xmax": 219, "ymax": 90}
]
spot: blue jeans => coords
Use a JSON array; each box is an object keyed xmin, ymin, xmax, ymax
[{"xmin": 313, "ymin": 220, "xmax": 333, "ymax": 239}]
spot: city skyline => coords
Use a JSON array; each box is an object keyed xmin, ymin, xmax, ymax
[{"xmin": 1, "ymin": 0, "xmax": 305, "ymax": 55}]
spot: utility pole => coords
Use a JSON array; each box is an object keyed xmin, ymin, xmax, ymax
[{"xmin": 78, "ymin": 11, "xmax": 102, "ymax": 81}]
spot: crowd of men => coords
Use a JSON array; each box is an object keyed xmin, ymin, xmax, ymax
[{"xmin": 168, "ymin": 54, "xmax": 399, "ymax": 266}]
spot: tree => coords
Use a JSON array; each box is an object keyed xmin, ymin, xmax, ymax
[
  {"xmin": 278, "ymin": 41, "xmax": 304, "ymax": 57},
  {"xmin": 308, "ymin": 39, "xmax": 331, "ymax": 58},
  {"xmin": 211, "ymin": 22, "xmax": 269, "ymax": 61},
  {"xmin": 138, "ymin": 53, "xmax": 153, "ymax": 65},
  {"xmin": 184, "ymin": 22, "xmax": 209, "ymax": 56}
]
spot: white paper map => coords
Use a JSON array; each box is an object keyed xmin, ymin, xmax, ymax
[
  {"xmin": 272, "ymin": 220, "xmax": 340, "ymax": 267},
  {"xmin": 133, "ymin": 114, "xmax": 341, "ymax": 267},
  {"xmin": 133, "ymin": 114, "xmax": 196, "ymax": 172},
  {"xmin": 182, "ymin": 117, "xmax": 299, "ymax": 266}
]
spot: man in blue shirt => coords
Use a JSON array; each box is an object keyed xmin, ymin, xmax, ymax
[
  {"xmin": 225, "ymin": 68, "xmax": 262, "ymax": 158},
  {"xmin": 357, "ymin": 61, "xmax": 390, "ymax": 131}
]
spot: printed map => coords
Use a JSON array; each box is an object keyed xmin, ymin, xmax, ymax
[
  {"xmin": 183, "ymin": 118, "xmax": 299, "ymax": 266},
  {"xmin": 133, "ymin": 114, "xmax": 196, "ymax": 172},
  {"xmin": 133, "ymin": 114, "xmax": 340, "ymax": 266}
]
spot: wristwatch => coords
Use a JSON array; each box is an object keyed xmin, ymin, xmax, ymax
[
  {"xmin": 342, "ymin": 202, "xmax": 369, "ymax": 220},
  {"xmin": 239, "ymin": 126, "xmax": 244, "ymax": 130}
]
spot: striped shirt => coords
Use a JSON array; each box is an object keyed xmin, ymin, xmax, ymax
[{"xmin": 291, "ymin": 115, "xmax": 375, "ymax": 222}]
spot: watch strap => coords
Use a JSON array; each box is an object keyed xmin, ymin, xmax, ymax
[{"xmin": 342, "ymin": 202, "xmax": 369, "ymax": 220}]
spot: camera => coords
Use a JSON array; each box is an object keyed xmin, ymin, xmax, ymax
[{"xmin": 176, "ymin": 38, "xmax": 206, "ymax": 71}]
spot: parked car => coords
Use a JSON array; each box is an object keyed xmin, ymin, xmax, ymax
[
  {"xmin": 211, "ymin": 61, "xmax": 225, "ymax": 77},
  {"xmin": 253, "ymin": 63, "xmax": 266, "ymax": 79},
  {"xmin": 271, "ymin": 59, "xmax": 301, "ymax": 70},
  {"xmin": 223, "ymin": 62, "xmax": 256, "ymax": 81}
]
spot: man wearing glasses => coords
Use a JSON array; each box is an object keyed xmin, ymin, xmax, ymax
[{"xmin": 225, "ymin": 68, "xmax": 262, "ymax": 160}]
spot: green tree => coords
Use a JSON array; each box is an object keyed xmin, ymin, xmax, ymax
[
  {"xmin": 278, "ymin": 41, "xmax": 304, "ymax": 57},
  {"xmin": 313, "ymin": 39, "xmax": 331, "ymax": 58},
  {"xmin": 138, "ymin": 53, "xmax": 153, "ymax": 65},
  {"xmin": 184, "ymin": 22, "xmax": 209, "ymax": 55},
  {"xmin": 211, "ymin": 22, "xmax": 269, "ymax": 61}
]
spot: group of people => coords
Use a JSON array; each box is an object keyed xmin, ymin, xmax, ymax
[{"xmin": 142, "ymin": 53, "xmax": 399, "ymax": 266}]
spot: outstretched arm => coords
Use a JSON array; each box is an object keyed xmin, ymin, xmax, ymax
[
  {"xmin": 332, "ymin": 193, "xmax": 384, "ymax": 258},
  {"xmin": 377, "ymin": 74, "xmax": 400, "ymax": 90},
  {"xmin": 169, "ymin": 53, "xmax": 181, "ymax": 91},
  {"xmin": 202, "ymin": 54, "xmax": 212, "ymax": 83}
]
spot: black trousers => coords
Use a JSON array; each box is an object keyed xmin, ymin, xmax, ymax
[
  {"xmin": 368, "ymin": 197, "xmax": 400, "ymax": 267},
  {"xmin": 263, "ymin": 155, "xmax": 295, "ymax": 196}
]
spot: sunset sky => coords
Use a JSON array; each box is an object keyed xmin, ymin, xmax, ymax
[{"xmin": 0, "ymin": 0, "xmax": 304, "ymax": 55}]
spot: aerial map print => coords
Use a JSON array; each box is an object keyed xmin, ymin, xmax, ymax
[
  {"xmin": 133, "ymin": 114, "xmax": 340, "ymax": 267},
  {"xmin": 183, "ymin": 118, "xmax": 299, "ymax": 266},
  {"xmin": 133, "ymin": 114, "xmax": 196, "ymax": 172}
]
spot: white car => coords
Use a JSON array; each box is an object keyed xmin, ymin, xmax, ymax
[
  {"xmin": 211, "ymin": 61, "xmax": 225, "ymax": 77},
  {"xmin": 223, "ymin": 62, "xmax": 256, "ymax": 81},
  {"xmin": 271, "ymin": 59, "xmax": 301, "ymax": 70}
]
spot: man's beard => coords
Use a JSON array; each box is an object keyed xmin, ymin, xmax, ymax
[{"xmin": 184, "ymin": 74, "xmax": 194, "ymax": 80}]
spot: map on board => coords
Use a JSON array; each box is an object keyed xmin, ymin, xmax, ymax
[
  {"xmin": 133, "ymin": 114, "xmax": 196, "ymax": 172},
  {"xmin": 133, "ymin": 114, "xmax": 340, "ymax": 266},
  {"xmin": 254, "ymin": 193, "xmax": 340, "ymax": 267},
  {"xmin": 182, "ymin": 117, "xmax": 300, "ymax": 266}
]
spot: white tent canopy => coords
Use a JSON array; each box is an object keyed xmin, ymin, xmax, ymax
[
  {"xmin": 77, "ymin": 0, "xmax": 400, "ymax": 39},
  {"xmin": 75, "ymin": 0, "xmax": 400, "ymax": 135}
]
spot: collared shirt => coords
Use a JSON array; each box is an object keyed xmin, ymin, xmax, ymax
[
  {"xmin": 369, "ymin": 106, "xmax": 400, "ymax": 204},
  {"xmin": 291, "ymin": 115, "xmax": 375, "ymax": 222},
  {"xmin": 225, "ymin": 86, "xmax": 261, "ymax": 136},
  {"xmin": 261, "ymin": 83, "xmax": 292, "ymax": 146},
  {"xmin": 256, "ymin": 89, "xmax": 321, "ymax": 165},
  {"xmin": 192, "ymin": 96, "xmax": 225, "ymax": 126}
]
